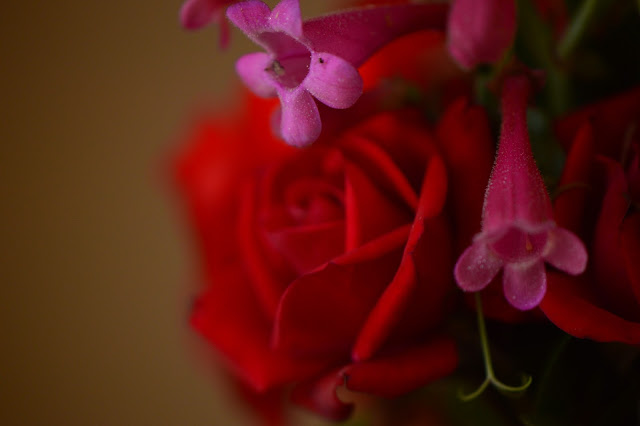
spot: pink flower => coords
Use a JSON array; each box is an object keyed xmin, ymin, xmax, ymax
[
  {"xmin": 447, "ymin": 0, "xmax": 517, "ymax": 69},
  {"xmin": 179, "ymin": 0, "xmax": 239, "ymax": 47},
  {"xmin": 454, "ymin": 75, "xmax": 588, "ymax": 310},
  {"xmin": 228, "ymin": 0, "xmax": 448, "ymax": 146}
]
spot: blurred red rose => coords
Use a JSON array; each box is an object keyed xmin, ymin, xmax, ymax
[
  {"xmin": 540, "ymin": 87, "xmax": 640, "ymax": 344},
  {"xmin": 172, "ymin": 88, "xmax": 494, "ymax": 420}
]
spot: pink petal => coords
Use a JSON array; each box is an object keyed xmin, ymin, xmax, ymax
[
  {"xmin": 219, "ymin": 15, "xmax": 231, "ymax": 48},
  {"xmin": 269, "ymin": 0, "xmax": 303, "ymax": 39},
  {"xmin": 180, "ymin": 0, "xmax": 217, "ymax": 30},
  {"xmin": 483, "ymin": 75, "xmax": 553, "ymax": 233},
  {"xmin": 278, "ymin": 88, "xmax": 321, "ymax": 147},
  {"xmin": 226, "ymin": 0, "xmax": 271, "ymax": 42},
  {"xmin": 543, "ymin": 227, "xmax": 588, "ymax": 275},
  {"xmin": 503, "ymin": 260, "xmax": 546, "ymax": 310},
  {"xmin": 304, "ymin": 52, "xmax": 363, "ymax": 109},
  {"xmin": 304, "ymin": 3, "xmax": 449, "ymax": 67},
  {"xmin": 447, "ymin": 0, "xmax": 516, "ymax": 69},
  {"xmin": 236, "ymin": 52, "xmax": 277, "ymax": 98},
  {"xmin": 454, "ymin": 241, "xmax": 503, "ymax": 292}
]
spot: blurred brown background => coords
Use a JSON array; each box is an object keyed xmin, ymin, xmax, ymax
[{"xmin": 0, "ymin": 1, "xmax": 333, "ymax": 425}]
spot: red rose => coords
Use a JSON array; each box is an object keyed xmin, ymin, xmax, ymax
[
  {"xmin": 540, "ymin": 87, "xmax": 640, "ymax": 343},
  {"xmin": 173, "ymin": 90, "xmax": 494, "ymax": 420}
]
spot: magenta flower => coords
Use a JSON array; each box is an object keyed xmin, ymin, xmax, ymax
[
  {"xmin": 447, "ymin": 0, "xmax": 517, "ymax": 69},
  {"xmin": 454, "ymin": 75, "xmax": 587, "ymax": 310},
  {"xmin": 179, "ymin": 0, "xmax": 239, "ymax": 47},
  {"xmin": 227, "ymin": 0, "xmax": 448, "ymax": 146}
]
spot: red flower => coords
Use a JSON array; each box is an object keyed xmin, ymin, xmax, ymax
[
  {"xmin": 173, "ymin": 89, "xmax": 494, "ymax": 420},
  {"xmin": 540, "ymin": 87, "xmax": 640, "ymax": 344}
]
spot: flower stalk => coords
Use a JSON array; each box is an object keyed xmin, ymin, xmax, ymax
[{"xmin": 459, "ymin": 293, "xmax": 533, "ymax": 401}]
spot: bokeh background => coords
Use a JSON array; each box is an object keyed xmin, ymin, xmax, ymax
[{"xmin": 0, "ymin": 1, "xmax": 335, "ymax": 424}]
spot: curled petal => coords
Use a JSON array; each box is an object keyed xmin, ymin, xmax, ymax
[
  {"xmin": 278, "ymin": 88, "xmax": 321, "ymax": 147},
  {"xmin": 304, "ymin": 52, "xmax": 364, "ymax": 109},
  {"xmin": 236, "ymin": 52, "xmax": 277, "ymax": 98},
  {"xmin": 269, "ymin": 0, "xmax": 303, "ymax": 39},
  {"xmin": 454, "ymin": 242, "xmax": 503, "ymax": 292},
  {"xmin": 291, "ymin": 369, "xmax": 353, "ymax": 421},
  {"xmin": 227, "ymin": 0, "xmax": 271, "ymax": 42},
  {"xmin": 543, "ymin": 227, "xmax": 588, "ymax": 275},
  {"xmin": 503, "ymin": 260, "xmax": 546, "ymax": 310}
]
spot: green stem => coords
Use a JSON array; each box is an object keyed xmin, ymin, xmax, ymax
[
  {"xmin": 459, "ymin": 294, "xmax": 533, "ymax": 402},
  {"xmin": 558, "ymin": 0, "xmax": 601, "ymax": 60}
]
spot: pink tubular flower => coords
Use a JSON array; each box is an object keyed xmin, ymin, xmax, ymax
[
  {"xmin": 454, "ymin": 75, "xmax": 588, "ymax": 310},
  {"xmin": 180, "ymin": 0, "xmax": 240, "ymax": 47},
  {"xmin": 227, "ymin": 0, "xmax": 448, "ymax": 146},
  {"xmin": 447, "ymin": 0, "xmax": 517, "ymax": 69}
]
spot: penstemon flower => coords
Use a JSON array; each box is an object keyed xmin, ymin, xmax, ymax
[
  {"xmin": 447, "ymin": 0, "xmax": 517, "ymax": 69},
  {"xmin": 227, "ymin": 0, "xmax": 448, "ymax": 146},
  {"xmin": 179, "ymin": 0, "xmax": 240, "ymax": 47},
  {"xmin": 454, "ymin": 75, "xmax": 588, "ymax": 310}
]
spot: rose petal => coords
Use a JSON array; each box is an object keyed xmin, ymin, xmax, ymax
[
  {"xmin": 269, "ymin": 0, "xmax": 303, "ymax": 39},
  {"xmin": 352, "ymin": 156, "xmax": 450, "ymax": 361},
  {"xmin": 236, "ymin": 52, "xmax": 278, "ymax": 98},
  {"xmin": 553, "ymin": 122, "xmax": 595, "ymax": 232},
  {"xmin": 622, "ymin": 214, "xmax": 640, "ymax": 307},
  {"xmin": 344, "ymin": 159, "xmax": 413, "ymax": 250},
  {"xmin": 543, "ymin": 227, "xmax": 587, "ymax": 275},
  {"xmin": 238, "ymin": 181, "xmax": 289, "ymax": 318},
  {"xmin": 273, "ymin": 237, "xmax": 405, "ymax": 357},
  {"xmin": 503, "ymin": 260, "xmax": 546, "ymax": 310},
  {"xmin": 278, "ymin": 88, "xmax": 321, "ymax": 147},
  {"xmin": 454, "ymin": 242, "xmax": 503, "ymax": 292},
  {"xmin": 265, "ymin": 221, "xmax": 345, "ymax": 275},
  {"xmin": 435, "ymin": 97, "xmax": 493, "ymax": 250},
  {"xmin": 226, "ymin": 0, "xmax": 271, "ymax": 42},
  {"xmin": 291, "ymin": 369, "xmax": 353, "ymax": 421},
  {"xmin": 541, "ymin": 273, "xmax": 640, "ymax": 344},
  {"xmin": 592, "ymin": 157, "xmax": 635, "ymax": 317},
  {"xmin": 346, "ymin": 338, "xmax": 458, "ymax": 397},
  {"xmin": 340, "ymin": 133, "xmax": 420, "ymax": 211},
  {"xmin": 304, "ymin": 52, "xmax": 363, "ymax": 109},
  {"xmin": 554, "ymin": 86, "xmax": 640, "ymax": 158},
  {"xmin": 190, "ymin": 269, "xmax": 327, "ymax": 392}
]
